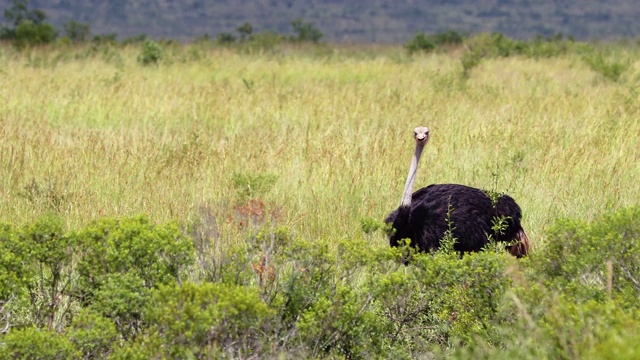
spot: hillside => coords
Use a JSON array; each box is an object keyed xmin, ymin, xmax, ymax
[{"xmin": 1, "ymin": 0, "xmax": 639, "ymax": 43}]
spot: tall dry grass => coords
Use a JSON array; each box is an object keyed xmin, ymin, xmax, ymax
[{"xmin": 0, "ymin": 44, "xmax": 638, "ymax": 250}]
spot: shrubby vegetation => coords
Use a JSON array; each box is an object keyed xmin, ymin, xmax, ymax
[{"xmin": 0, "ymin": 206, "xmax": 639, "ymax": 358}]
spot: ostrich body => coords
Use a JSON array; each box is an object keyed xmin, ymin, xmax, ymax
[{"xmin": 385, "ymin": 127, "xmax": 530, "ymax": 257}]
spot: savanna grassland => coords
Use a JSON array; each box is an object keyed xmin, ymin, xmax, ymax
[
  {"xmin": 1, "ymin": 39, "xmax": 640, "ymax": 358},
  {"xmin": 1, "ymin": 43, "xmax": 637, "ymax": 243}
]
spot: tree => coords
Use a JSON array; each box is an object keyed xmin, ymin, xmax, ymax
[
  {"xmin": 0, "ymin": 0, "xmax": 57, "ymax": 46},
  {"xmin": 216, "ymin": 32, "xmax": 236, "ymax": 44},
  {"xmin": 237, "ymin": 22, "xmax": 253, "ymax": 42},
  {"xmin": 63, "ymin": 20, "xmax": 90, "ymax": 43},
  {"xmin": 290, "ymin": 18, "xmax": 323, "ymax": 43},
  {"xmin": 3, "ymin": 0, "xmax": 45, "ymax": 28}
]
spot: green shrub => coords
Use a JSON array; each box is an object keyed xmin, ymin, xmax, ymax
[
  {"xmin": 236, "ymin": 22, "xmax": 253, "ymax": 42},
  {"xmin": 405, "ymin": 33, "xmax": 436, "ymax": 54},
  {"xmin": 91, "ymin": 33, "xmax": 117, "ymax": 45},
  {"xmin": 0, "ymin": 223, "xmax": 27, "ymax": 300},
  {"xmin": 429, "ymin": 30, "xmax": 464, "ymax": 46},
  {"xmin": 460, "ymin": 50, "xmax": 483, "ymax": 78},
  {"xmin": 537, "ymin": 206, "xmax": 640, "ymax": 305},
  {"xmin": 273, "ymin": 238, "xmax": 384, "ymax": 358},
  {"xmin": 137, "ymin": 40, "xmax": 162, "ymax": 66},
  {"xmin": 216, "ymin": 32, "xmax": 236, "ymax": 44},
  {"xmin": 123, "ymin": 34, "xmax": 147, "ymax": 45},
  {"xmin": 68, "ymin": 309, "xmax": 119, "ymax": 359},
  {"xmin": 13, "ymin": 20, "xmax": 57, "ymax": 48},
  {"xmin": 582, "ymin": 51, "xmax": 630, "ymax": 82},
  {"xmin": 141, "ymin": 282, "xmax": 272, "ymax": 358},
  {"xmin": 527, "ymin": 33, "xmax": 573, "ymax": 58},
  {"xmin": 360, "ymin": 216, "xmax": 387, "ymax": 234},
  {"xmin": 0, "ymin": 327, "xmax": 77, "ymax": 359},
  {"xmin": 467, "ymin": 206, "xmax": 640, "ymax": 359},
  {"xmin": 367, "ymin": 247, "xmax": 513, "ymax": 354},
  {"xmin": 73, "ymin": 215, "xmax": 194, "ymax": 301},
  {"xmin": 63, "ymin": 20, "xmax": 90, "ymax": 43},
  {"xmin": 19, "ymin": 214, "xmax": 74, "ymax": 330},
  {"xmin": 2, "ymin": 204, "xmax": 640, "ymax": 357},
  {"xmin": 465, "ymin": 33, "xmax": 528, "ymax": 58},
  {"xmin": 87, "ymin": 273, "xmax": 151, "ymax": 340},
  {"xmin": 245, "ymin": 31, "xmax": 283, "ymax": 52},
  {"xmin": 0, "ymin": 0, "xmax": 56, "ymax": 47},
  {"xmin": 290, "ymin": 18, "xmax": 323, "ymax": 43}
]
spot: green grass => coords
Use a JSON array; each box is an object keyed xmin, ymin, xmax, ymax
[{"xmin": 0, "ymin": 43, "xmax": 639, "ymax": 252}]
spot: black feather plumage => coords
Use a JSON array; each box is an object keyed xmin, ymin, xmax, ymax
[{"xmin": 386, "ymin": 183, "xmax": 528, "ymax": 256}]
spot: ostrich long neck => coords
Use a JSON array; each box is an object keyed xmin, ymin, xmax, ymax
[{"xmin": 400, "ymin": 142, "xmax": 425, "ymax": 208}]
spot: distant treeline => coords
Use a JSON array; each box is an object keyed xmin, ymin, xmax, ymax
[
  {"xmin": 1, "ymin": 0, "xmax": 632, "ymax": 85},
  {"xmin": 3, "ymin": 0, "xmax": 640, "ymax": 44}
]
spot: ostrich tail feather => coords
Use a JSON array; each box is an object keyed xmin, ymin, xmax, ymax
[{"xmin": 509, "ymin": 228, "xmax": 530, "ymax": 258}]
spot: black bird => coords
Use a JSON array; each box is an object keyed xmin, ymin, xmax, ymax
[{"xmin": 385, "ymin": 126, "xmax": 530, "ymax": 257}]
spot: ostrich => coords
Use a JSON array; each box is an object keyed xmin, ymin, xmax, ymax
[{"xmin": 385, "ymin": 126, "xmax": 530, "ymax": 257}]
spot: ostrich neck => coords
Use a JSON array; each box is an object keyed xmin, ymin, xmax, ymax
[{"xmin": 400, "ymin": 143, "xmax": 424, "ymax": 208}]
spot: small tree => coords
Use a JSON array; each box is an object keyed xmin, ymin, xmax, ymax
[
  {"xmin": 290, "ymin": 18, "xmax": 323, "ymax": 43},
  {"xmin": 3, "ymin": 0, "xmax": 46, "ymax": 29},
  {"xmin": 237, "ymin": 22, "xmax": 253, "ymax": 42},
  {"xmin": 63, "ymin": 20, "xmax": 90, "ymax": 43},
  {"xmin": 216, "ymin": 32, "xmax": 236, "ymax": 44},
  {"xmin": 92, "ymin": 33, "xmax": 117, "ymax": 44},
  {"xmin": 137, "ymin": 40, "xmax": 163, "ymax": 66},
  {"xmin": 405, "ymin": 32, "xmax": 435, "ymax": 54},
  {"xmin": 1, "ymin": 0, "xmax": 57, "ymax": 47}
]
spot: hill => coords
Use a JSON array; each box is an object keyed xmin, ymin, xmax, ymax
[{"xmin": 1, "ymin": 0, "xmax": 639, "ymax": 43}]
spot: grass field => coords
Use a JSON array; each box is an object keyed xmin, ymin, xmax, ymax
[{"xmin": 1, "ymin": 43, "xmax": 638, "ymax": 250}]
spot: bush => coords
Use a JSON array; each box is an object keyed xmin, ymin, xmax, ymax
[
  {"xmin": 139, "ymin": 282, "xmax": 272, "ymax": 358},
  {"xmin": 290, "ymin": 18, "xmax": 323, "ymax": 43},
  {"xmin": 236, "ymin": 22, "xmax": 253, "ymax": 42},
  {"xmin": 0, "ymin": 224, "xmax": 27, "ymax": 301},
  {"xmin": 63, "ymin": 20, "xmax": 90, "ymax": 43},
  {"xmin": 216, "ymin": 32, "xmax": 236, "ymax": 44},
  {"xmin": 582, "ymin": 51, "xmax": 630, "ymax": 82},
  {"xmin": 527, "ymin": 33, "xmax": 573, "ymax": 58},
  {"xmin": 87, "ymin": 273, "xmax": 151, "ymax": 340},
  {"xmin": 19, "ymin": 214, "xmax": 74, "ymax": 331},
  {"xmin": 460, "ymin": 50, "xmax": 483, "ymax": 78},
  {"xmin": 68, "ymin": 309, "xmax": 119, "ymax": 359},
  {"xmin": 537, "ymin": 206, "xmax": 640, "ymax": 305},
  {"xmin": 0, "ymin": 327, "xmax": 76, "ymax": 359},
  {"xmin": 464, "ymin": 33, "xmax": 528, "ymax": 58},
  {"xmin": 13, "ymin": 20, "xmax": 57, "ymax": 48},
  {"xmin": 430, "ymin": 30, "xmax": 464, "ymax": 46},
  {"xmin": 2, "ymin": 205, "xmax": 640, "ymax": 357},
  {"xmin": 137, "ymin": 40, "xmax": 162, "ymax": 66},
  {"xmin": 92, "ymin": 33, "xmax": 117, "ymax": 45},
  {"xmin": 122, "ymin": 33, "xmax": 147, "ymax": 45},
  {"xmin": 405, "ymin": 33, "xmax": 436, "ymax": 54},
  {"xmin": 245, "ymin": 31, "xmax": 283, "ymax": 52},
  {"xmin": 73, "ymin": 215, "xmax": 194, "ymax": 302},
  {"xmin": 0, "ymin": 0, "xmax": 56, "ymax": 47}
]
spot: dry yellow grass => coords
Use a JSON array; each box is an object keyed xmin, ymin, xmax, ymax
[{"xmin": 0, "ymin": 44, "xmax": 638, "ymax": 250}]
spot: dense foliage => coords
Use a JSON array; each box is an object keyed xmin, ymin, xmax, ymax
[{"xmin": 0, "ymin": 206, "xmax": 639, "ymax": 358}]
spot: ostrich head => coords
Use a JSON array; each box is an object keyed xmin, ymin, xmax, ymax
[
  {"xmin": 401, "ymin": 126, "xmax": 430, "ymax": 207},
  {"xmin": 413, "ymin": 126, "xmax": 430, "ymax": 146}
]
